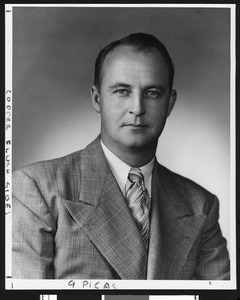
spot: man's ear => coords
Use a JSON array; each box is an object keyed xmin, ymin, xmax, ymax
[
  {"xmin": 91, "ymin": 85, "xmax": 101, "ymax": 113},
  {"xmin": 167, "ymin": 89, "xmax": 177, "ymax": 117}
]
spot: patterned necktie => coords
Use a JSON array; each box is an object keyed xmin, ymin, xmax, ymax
[{"xmin": 126, "ymin": 168, "xmax": 151, "ymax": 247}]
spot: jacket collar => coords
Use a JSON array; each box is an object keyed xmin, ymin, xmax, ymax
[
  {"xmin": 147, "ymin": 162, "xmax": 206, "ymax": 279},
  {"xmin": 63, "ymin": 137, "xmax": 148, "ymax": 279}
]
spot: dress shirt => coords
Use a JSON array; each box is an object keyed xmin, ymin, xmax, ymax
[{"xmin": 100, "ymin": 140, "xmax": 154, "ymax": 197}]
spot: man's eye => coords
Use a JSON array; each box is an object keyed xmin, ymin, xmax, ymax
[
  {"xmin": 114, "ymin": 89, "xmax": 130, "ymax": 96},
  {"xmin": 145, "ymin": 91, "xmax": 161, "ymax": 98}
]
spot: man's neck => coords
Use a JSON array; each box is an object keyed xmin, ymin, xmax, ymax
[{"xmin": 100, "ymin": 137, "xmax": 157, "ymax": 168}]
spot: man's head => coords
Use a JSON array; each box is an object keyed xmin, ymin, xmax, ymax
[
  {"xmin": 94, "ymin": 32, "xmax": 175, "ymax": 92},
  {"xmin": 91, "ymin": 33, "xmax": 177, "ymax": 164}
]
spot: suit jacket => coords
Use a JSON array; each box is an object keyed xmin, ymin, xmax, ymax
[{"xmin": 12, "ymin": 137, "xmax": 230, "ymax": 279}]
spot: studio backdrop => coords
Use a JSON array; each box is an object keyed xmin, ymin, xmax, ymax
[{"xmin": 12, "ymin": 6, "xmax": 231, "ymax": 250}]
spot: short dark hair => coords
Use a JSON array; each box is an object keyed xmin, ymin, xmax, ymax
[{"xmin": 94, "ymin": 32, "xmax": 175, "ymax": 91}]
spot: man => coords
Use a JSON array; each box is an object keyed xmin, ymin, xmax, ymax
[{"xmin": 12, "ymin": 33, "xmax": 230, "ymax": 279}]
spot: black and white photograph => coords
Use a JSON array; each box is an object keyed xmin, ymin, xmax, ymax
[{"xmin": 5, "ymin": 3, "xmax": 236, "ymax": 291}]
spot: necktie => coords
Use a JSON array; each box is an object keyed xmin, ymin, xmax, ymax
[{"xmin": 126, "ymin": 168, "xmax": 150, "ymax": 247}]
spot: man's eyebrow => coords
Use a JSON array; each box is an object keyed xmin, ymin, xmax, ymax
[
  {"xmin": 108, "ymin": 83, "xmax": 167, "ymax": 93},
  {"xmin": 108, "ymin": 83, "xmax": 132, "ymax": 90},
  {"xmin": 144, "ymin": 85, "xmax": 166, "ymax": 93}
]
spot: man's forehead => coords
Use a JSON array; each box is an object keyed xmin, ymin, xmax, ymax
[
  {"xmin": 104, "ymin": 45, "xmax": 160, "ymax": 64},
  {"xmin": 102, "ymin": 45, "xmax": 167, "ymax": 72},
  {"xmin": 100, "ymin": 46, "xmax": 170, "ymax": 89}
]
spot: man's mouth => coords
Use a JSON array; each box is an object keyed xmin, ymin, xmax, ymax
[{"xmin": 124, "ymin": 123, "xmax": 148, "ymax": 128}]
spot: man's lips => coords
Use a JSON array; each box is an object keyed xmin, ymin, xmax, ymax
[{"xmin": 123, "ymin": 123, "xmax": 148, "ymax": 128}]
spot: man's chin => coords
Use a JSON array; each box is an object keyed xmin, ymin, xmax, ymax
[{"xmin": 121, "ymin": 137, "xmax": 156, "ymax": 150}]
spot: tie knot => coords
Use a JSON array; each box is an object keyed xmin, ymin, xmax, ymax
[{"xmin": 128, "ymin": 168, "xmax": 144, "ymax": 184}]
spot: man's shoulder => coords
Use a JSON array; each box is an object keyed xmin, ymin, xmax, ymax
[
  {"xmin": 155, "ymin": 162, "xmax": 218, "ymax": 215},
  {"xmin": 157, "ymin": 162, "xmax": 211, "ymax": 194},
  {"xmin": 14, "ymin": 149, "xmax": 79, "ymax": 180},
  {"xmin": 13, "ymin": 137, "xmax": 100, "ymax": 184}
]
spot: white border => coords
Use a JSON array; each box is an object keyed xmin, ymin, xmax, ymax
[
  {"xmin": 229, "ymin": 2, "xmax": 237, "ymax": 289},
  {"xmin": 4, "ymin": 4, "xmax": 235, "ymax": 8},
  {"xmin": 102, "ymin": 296, "xmax": 199, "ymax": 300},
  {"xmin": 149, "ymin": 297, "xmax": 199, "ymax": 300},
  {"xmin": 40, "ymin": 295, "xmax": 57, "ymax": 300},
  {"xmin": 5, "ymin": 3, "xmax": 237, "ymax": 291},
  {"xmin": 3, "ymin": 279, "xmax": 237, "ymax": 290},
  {"xmin": 5, "ymin": 3, "xmax": 13, "ymax": 286}
]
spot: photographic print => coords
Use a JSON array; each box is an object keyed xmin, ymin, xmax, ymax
[{"xmin": 5, "ymin": 3, "xmax": 236, "ymax": 291}]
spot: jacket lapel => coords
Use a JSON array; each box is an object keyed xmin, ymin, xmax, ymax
[
  {"xmin": 147, "ymin": 162, "xmax": 206, "ymax": 279},
  {"xmin": 62, "ymin": 138, "xmax": 148, "ymax": 279}
]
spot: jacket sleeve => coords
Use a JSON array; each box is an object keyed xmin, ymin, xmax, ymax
[
  {"xmin": 12, "ymin": 169, "xmax": 56, "ymax": 279},
  {"xmin": 193, "ymin": 195, "xmax": 230, "ymax": 280}
]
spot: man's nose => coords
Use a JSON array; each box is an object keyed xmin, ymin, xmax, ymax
[{"xmin": 129, "ymin": 92, "xmax": 145, "ymax": 116}]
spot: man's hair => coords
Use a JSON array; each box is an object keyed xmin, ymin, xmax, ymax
[{"xmin": 94, "ymin": 32, "xmax": 175, "ymax": 91}]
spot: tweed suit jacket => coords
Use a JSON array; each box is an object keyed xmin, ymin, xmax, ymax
[{"xmin": 12, "ymin": 137, "xmax": 230, "ymax": 279}]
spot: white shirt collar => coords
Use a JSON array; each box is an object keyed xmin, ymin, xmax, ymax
[{"xmin": 100, "ymin": 140, "xmax": 154, "ymax": 196}]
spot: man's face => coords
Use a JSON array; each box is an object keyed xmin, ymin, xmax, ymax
[{"xmin": 91, "ymin": 46, "xmax": 176, "ymax": 154}]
